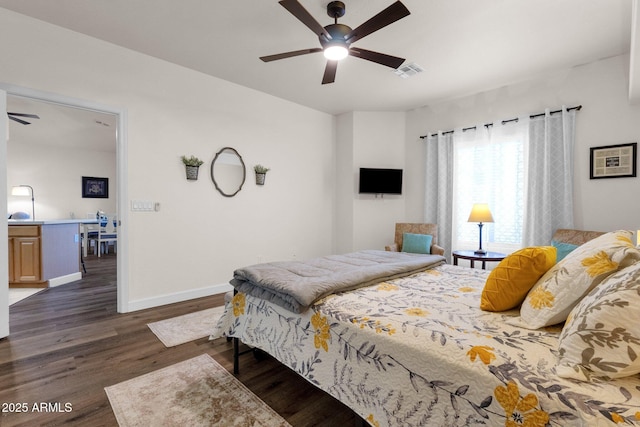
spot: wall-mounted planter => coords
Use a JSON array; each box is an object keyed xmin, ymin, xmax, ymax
[
  {"xmin": 254, "ymin": 164, "xmax": 270, "ymax": 186},
  {"xmin": 185, "ymin": 165, "xmax": 200, "ymax": 180},
  {"xmin": 181, "ymin": 155, "xmax": 205, "ymax": 181}
]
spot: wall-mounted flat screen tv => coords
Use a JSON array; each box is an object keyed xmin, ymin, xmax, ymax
[{"xmin": 358, "ymin": 168, "xmax": 403, "ymax": 194}]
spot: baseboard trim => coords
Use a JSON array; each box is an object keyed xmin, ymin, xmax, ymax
[
  {"xmin": 48, "ymin": 272, "xmax": 83, "ymax": 288},
  {"xmin": 127, "ymin": 283, "xmax": 233, "ymax": 312}
]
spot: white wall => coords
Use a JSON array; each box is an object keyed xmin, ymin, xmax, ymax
[
  {"xmin": 7, "ymin": 141, "xmax": 117, "ymax": 220},
  {"xmin": 335, "ymin": 111, "xmax": 406, "ymax": 252},
  {"xmin": 334, "ymin": 113, "xmax": 354, "ymax": 254},
  {"xmin": 0, "ymin": 9, "xmax": 334, "ymax": 310},
  {"xmin": 405, "ymin": 54, "xmax": 640, "ymax": 238}
]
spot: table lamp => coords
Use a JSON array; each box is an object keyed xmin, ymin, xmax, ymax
[
  {"xmin": 468, "ymin": 203, "xmax": 493, "ymax": 255},
  {"xmin": 11, "ymin": 185, "xmax": 35, "ymax": 220}
]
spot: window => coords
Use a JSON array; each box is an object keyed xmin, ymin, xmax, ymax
[{"xmin": 452, "ymin": 121, "xmax": 527, "ymax": 254}]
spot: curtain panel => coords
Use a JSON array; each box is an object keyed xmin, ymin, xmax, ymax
[
  {"xmin": 523, "ymin": 107, "xmax": 576, "ymax": 246},
  {"xmin": 424, "ymin": 132, "xmax": 454, "ymax": 261}
]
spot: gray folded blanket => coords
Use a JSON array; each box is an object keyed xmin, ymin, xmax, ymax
[{"xmin": 230, "ymin": 249, "xmax": 445, "ymax": 313}]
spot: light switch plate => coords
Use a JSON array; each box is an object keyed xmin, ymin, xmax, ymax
[{"xmin": 131, "ymin": 200, "xmax": 155, "ymax": 212}]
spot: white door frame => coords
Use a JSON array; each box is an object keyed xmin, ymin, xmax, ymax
[
  {"xmin": 1, "ymin": 89, "xmax": 8, "ymax": 338},
  {"xmin": 0, "ymin": 82, "xmax": 129, "ymax": 315}
]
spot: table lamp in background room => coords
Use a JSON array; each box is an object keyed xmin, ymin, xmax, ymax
[
  {"xmin": 11, "ymin": 185, "xmax": 35, "ymax": 220},
  {"xmin": 468, "ymin": 203, "xmax": 494, "ymax": 255}
]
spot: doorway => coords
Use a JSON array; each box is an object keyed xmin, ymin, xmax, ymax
[{"xmin": 1, "ymin": 83, "xmax": 129, "ymax": 323}]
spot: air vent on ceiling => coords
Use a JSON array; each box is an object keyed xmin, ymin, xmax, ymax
[{"xmin": 393, "ymin": 62, "xmax": 424, "ymax": 79}]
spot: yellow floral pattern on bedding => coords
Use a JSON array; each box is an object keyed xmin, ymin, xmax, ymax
[
  {"xmin": 212, "ymin": 264, "xmax": 640, "ymax": 427},
  {"xmin": 521, "ymin": 230, "xmax": 640, "ymax": 329}
]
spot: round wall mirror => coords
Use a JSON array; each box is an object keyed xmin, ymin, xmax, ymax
[{"xmin": 211, "ymin": 147, "xmax": 246, "ymax": 197}]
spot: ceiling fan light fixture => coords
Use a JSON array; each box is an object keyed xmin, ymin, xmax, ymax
[
  {"xmin": 324, "ymin": 43, "xmax": 348, "ymax": 61},
  {"xmin": 263, "ymin": 0, "xmax": 411, "ymax": 83}
]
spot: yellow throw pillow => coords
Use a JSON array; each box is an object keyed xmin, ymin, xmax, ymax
[{"xmin": 480, "ymin": 246, "xmax": 556, "ymax": 312}]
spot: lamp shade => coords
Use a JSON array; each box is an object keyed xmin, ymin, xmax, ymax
[
  {"xmin": 11, "ymin": 186, "xmax": 31, "ymax": 196},
  {"xmin": 468, "ymin": 203, "xmax": 494, "ymax": 223}
]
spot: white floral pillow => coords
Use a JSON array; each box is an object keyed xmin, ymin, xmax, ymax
[
  {"xmin": 520, "ymin": 230, "xmax": 640, "ymax": 328},
  {"xmin": 556, "ymin": 261, "xmax": 640, "ymax": 381}
]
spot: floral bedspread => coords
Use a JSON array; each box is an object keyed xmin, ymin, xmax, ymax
[{"xmin": 211, "ymin": 264, "xmax": 640, "ymax": 427}]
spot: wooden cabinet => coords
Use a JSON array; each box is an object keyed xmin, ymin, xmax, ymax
[{"xmin": 9, "ymin": 225, "xmax": 45, "ymax": 287}]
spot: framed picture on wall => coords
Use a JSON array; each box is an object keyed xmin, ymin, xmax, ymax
[
  {"xmin": 589, "ymin": 142, "xmax": 637, "ymax": 179},
  {"xmin": 82, "ymin": 176, "xmax": 109, "ymax": 198}
]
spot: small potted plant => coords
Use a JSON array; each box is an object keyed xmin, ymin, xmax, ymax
[
  {"xmin": 181, "ymin": 155, "xmax": 205, "ymax": 180},
  {"xmin": 254, "ymin": 164, "xmax": 270, "ymax": 185}
]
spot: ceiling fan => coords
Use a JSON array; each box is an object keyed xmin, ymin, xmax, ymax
[
  {"xmin": 7, "ymin": 112, "xmax": 40, "ymax": 125},
  {"xmin": 260, "ymin": 0, "xmax": 410, "ymax": 84}
]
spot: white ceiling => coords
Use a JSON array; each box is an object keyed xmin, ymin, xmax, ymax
[
  {"xmin": 0, "ymin": 0, "xmax": 635, "ymax": 115},
  {"xmin": 7, "ymin": 96, "xmax": 117, "ymax": 152}
]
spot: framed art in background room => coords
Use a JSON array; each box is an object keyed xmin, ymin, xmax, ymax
[
  {"xmin": 82, "ymin": 176, "xmax": 109, "ymax": 198},
  {"xmin": 590, "ymin": 142, "xmax": 637, "ymax": 179}
]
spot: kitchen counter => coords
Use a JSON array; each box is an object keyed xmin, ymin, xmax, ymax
[
  {"xmin": 8, "ymin": 221, "xmax": 85, "ymax": 288},
  {"xmin": 9, "ymin": 218, "xmax": 98, "ymax": 225}
]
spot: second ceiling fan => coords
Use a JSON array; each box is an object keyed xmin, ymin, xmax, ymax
[
  {"xmin": 260, "ymin": 0, "xmax": 410, "ymax": 84},
  {"xmin": 7, "ymin": 112, "xmax": 40, "ymax": 125}
]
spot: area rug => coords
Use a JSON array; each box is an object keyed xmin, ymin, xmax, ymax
[
  {"xmin": 147, "ymin": 306, "xmax": 226, "ymax": 347},
  {"xmin": 105, "ymin": 354, "xmax": 291, "ymax": 427}
]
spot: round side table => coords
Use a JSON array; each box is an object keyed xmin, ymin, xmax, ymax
[{"xmin": 452, "ymin": 250, "xmax": 506, "ymax": 270}]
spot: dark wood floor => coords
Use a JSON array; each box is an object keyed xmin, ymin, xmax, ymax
[{"xmin": 0, "ymin": 253, "xmax": 359, "ymax": 427}]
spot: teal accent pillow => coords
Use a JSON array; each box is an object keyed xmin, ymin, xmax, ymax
[
  {"xmin": 551, "ymin": 240, "xmax": 579, "ymax": 262},
  {"xmin": 402, "ymin": 233, "xmax": 433, "ymax": 254}
]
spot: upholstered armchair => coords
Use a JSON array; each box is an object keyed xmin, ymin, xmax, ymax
[
  {"xmin": 551, "ymin": 229, "xmax": 605, "ymax": 246},
  {"xmin": 550, "ymin": 228, "xmax": 605, "ymax": 262},
  {"xmin": 385, "ymin": 223, "xmax": 445, "ymax": 256}
]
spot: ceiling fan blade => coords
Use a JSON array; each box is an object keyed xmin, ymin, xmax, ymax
[
  {"xmin": 8, "ymin": 115, "xmax": 32, "ymax": 125},
  {"xmin": 278, "ymin": 0, "xmax": 332, "ymax": 40},
  {"xmin": 260, "ymin": 48, "xmax": 323, "ymax": 62},
  {"xmin": 322, "ymin": 60, "xmax": 338, "ymax": 85},
  {"xmin": 345, "ymin": 1, "xmax": 410, "ymax": 44},
  {"xmin": 7, "ymin": 112, "xmax": 40, "ymax": 119},
  {"xmin": 349, "ymin": 47, "xmax": 405, "ymax": 69}
]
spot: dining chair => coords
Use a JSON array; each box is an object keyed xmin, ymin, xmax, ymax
[
  {"xmin": 97, "ymin": 214, "xmax": 117, "ymax": 257},
  {"xmin": 82, "ymin": 213, "xmax": 100, "ymax": 257}
]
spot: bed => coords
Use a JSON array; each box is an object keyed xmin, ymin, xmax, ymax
[{"xmin": 211, "ymin": 239, "xmax": 640, "ymax": 427}]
